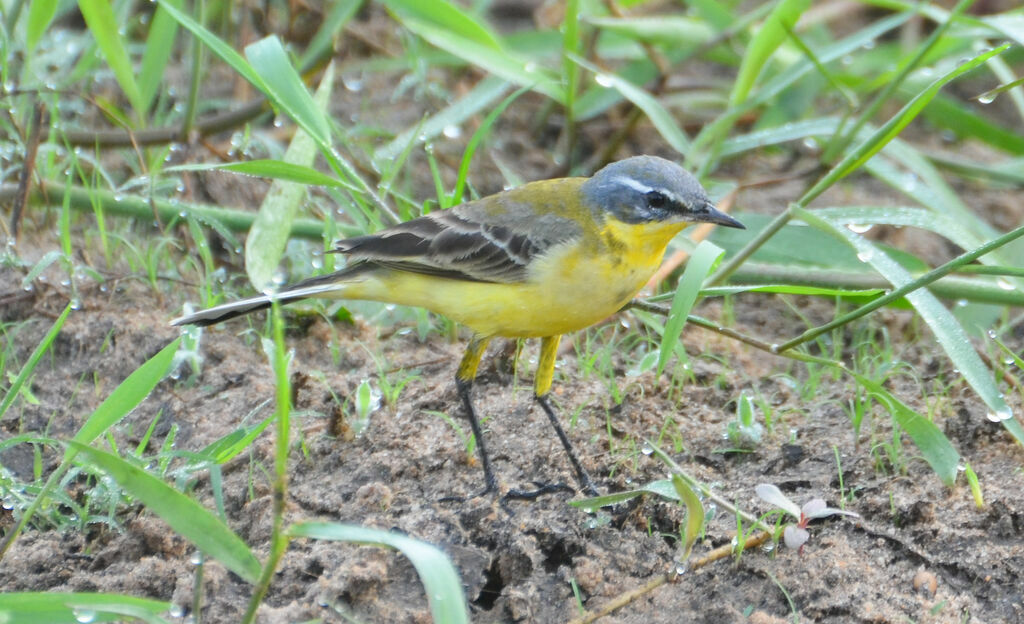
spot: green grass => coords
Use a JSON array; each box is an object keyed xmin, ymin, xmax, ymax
[{"xmin": 1, "ymin": 0, "xmax": 1023, "ymax": 619}]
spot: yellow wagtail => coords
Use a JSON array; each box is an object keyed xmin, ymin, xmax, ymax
[{"xmin": 172, "ymin": 155, "xmax": 744, "ymax": 499}]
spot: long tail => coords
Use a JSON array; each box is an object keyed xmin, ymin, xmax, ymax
[{"xmin": 171, "ymin": 267, "xmax": 370, "ymax": 327}]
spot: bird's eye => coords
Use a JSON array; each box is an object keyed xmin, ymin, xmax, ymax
[{"xmin": 645, "ymin": 190, "xmax": 668, "ymax": 208}]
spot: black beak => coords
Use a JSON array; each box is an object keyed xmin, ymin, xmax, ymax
[{"xmin": 696, "ymin": 201, "xmax": 745, "ymax": 229}]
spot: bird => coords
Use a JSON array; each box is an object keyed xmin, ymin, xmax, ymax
[{"xmin": 171, "ymin": 155, "xmax": 744, "ymax": 500}]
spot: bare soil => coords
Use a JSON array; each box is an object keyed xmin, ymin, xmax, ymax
[{"xmin": 2, "ymin": 258, "xmax": 1023, "ymax": 623}]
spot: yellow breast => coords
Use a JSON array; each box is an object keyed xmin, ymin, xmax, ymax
[{"xmin": 341, "ymin": 217, "xmax": 687, "ymax": 338}]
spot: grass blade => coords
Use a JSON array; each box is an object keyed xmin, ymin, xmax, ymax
[
  {"xmin": 244, "ymin": 37, "xmax": 331, "ymax": 147},
  {"xmin": 288, "ymin": 522, "xmax": 469, "ymax": 624},
  {"xmin": 70, "ymin": 339, "xmax": 181, "ymax": 450},
  {"xmin": 719, "ymin": 117, "xmax": 842, "ymax": 156},
  {"xmin": 584, "ymin": 15, "xmax": 715, "ymax": 46},
  {"xmin": 0, "ymin": 304, "xmax": 71, "ymax": 421},
  {"xmin": 245, "ymin": 61, "xmax": 335, "ymax": 291},
  {"xmin": 450, "ymin": 85, "xmax": 530, "ymax": 205},
  {"xmin": 138, "ymin": 0, "xmax": 183, "ymax": 112},
  {"xmin": 853, "ymin": 375, "xmax": 960, "ymax": 485},
  {"xmin": 69, "ymin": 443, "xmax": 262, "ymax": 584},
  {"xmin": 0, "ymin": 592, "xmax": 171, "ymax": 624},
  {"xmin": 658, "ymin": 241, "xmax": 724, "ymax": 374},
  {"xmin": 298, "ymin": 0, "xmax": 362, "ymax": 70},
  {"xmin": 26, "ymin": 0, "xmax": 58, "ymax": 53},
  {"xmin": 729, "ymin": 0, "xmax": 810, "ymax": 108},
  {"xmin": 572, "ymin": 55, "xmax": 691, "ymax": 156},
  {"xmin": 797, "ymin": 209, "xmax": 1016, "ymax": 434},
  {"xmin": 167, "ymin": 160, "xmax": 352, "ymax": 189},
  {"xmin": 383, "ymin": 0, "xmax": 561, "ymax": 101},
  {"xmin": 156, "ymin": 1, "xmax": 267, "ymax": 91},
  {"xmin": 381, "ymin": 0, "xmax": 502, "ymax": 48},
  {"xmin": 802, "ymin": 44, "xmax": 1010, "ymax": 206},
  {"xmin": 571, "ymin": 479, "xmax": 680, "ymax": 508},
  {"xmin": 375, "ymin": 76, "xmax": 508, "ymax": 164},
  {"xmin": 78, "ymin": 0, "xmax": 146, "ymax": 116},
  {"xmin": 672, "ymin": 474, "xmax": 705, "ymax": 562}
]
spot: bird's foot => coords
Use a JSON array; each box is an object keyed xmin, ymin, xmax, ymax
[
  {"xmin": 497, "ymin": 480, "xmax": 580, "ymax": 514},
  {"xmin": 504, "ymin": 480, "xmax": 576, "ymax": 501}
]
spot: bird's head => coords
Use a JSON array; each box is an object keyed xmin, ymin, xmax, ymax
[{"xmin": 581, "ymin": 155, "xmax": 744, "ymax": 229}]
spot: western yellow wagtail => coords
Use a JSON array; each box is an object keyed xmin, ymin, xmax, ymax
[{"xmin": 172, "ymin": 155, "xmax": 744, "ymax": 499}]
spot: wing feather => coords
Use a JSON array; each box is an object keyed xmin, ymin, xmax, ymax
[{"xmin": 333, "ymin": 191, "xmax": 583, "ymax": 283}]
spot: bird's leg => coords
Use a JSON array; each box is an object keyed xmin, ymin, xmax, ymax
[
  {"xmin": 505, "ymin": 335, "xmax": 599, "ymax": 501},
  {"xmin": 440, "ymin": 335, "xmax": 496, "ymax": 501}
]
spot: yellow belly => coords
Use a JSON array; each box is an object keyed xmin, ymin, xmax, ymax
[{"xmin": 341, "ymin": 219, "xmax": 687, "ymax": 338}]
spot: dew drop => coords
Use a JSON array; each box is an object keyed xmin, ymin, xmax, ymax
[
  {"xmin": 442, "ymin": 124, "xmax": 462, "ymax": 139},
  {"xmin": 856, "ymin": 250, "xmax": 874, "ymax": 262},
  {"xmin": 846, "ymin": 223, "xmax": 873, "ymax": 234},
  {"xmin": 996, "ymin": 277, "xmax": 1015, "ymax": 291},
  {"xmin": 73, "ymin": 609, "xmax": 97, "ymax": 623},
  {"xmin": 342, "ymin": 75, "xmax": 364, "ymax": 92},
  {"xmin": 986, "ymin": 406, "xmax": 1013, "ymax": 422},
  {"xmin": 640, "ymin": 442, "xmax": 654, "ymax": 455}
]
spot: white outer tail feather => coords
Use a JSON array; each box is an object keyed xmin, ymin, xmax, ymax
[{"xmin": 171, "ymin": 281, "xmax": 349, "ymax": 327}]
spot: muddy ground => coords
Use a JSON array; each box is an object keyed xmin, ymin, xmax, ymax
[
  {"xmin": 3, "ymin": 6, "xmax": 1024, "ymax": 624},
  {"xmin": 3, "ymin": 205, "xmax": 1023, "ymax": 624}
]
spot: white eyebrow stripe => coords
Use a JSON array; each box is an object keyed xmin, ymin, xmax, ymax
[
  {"xmin": 611, "ymin": 176, "xmax": 653, "ymax": 194},
  {"xmin": 610, "ymin": 177, "xmax": 687, "ymax": 205}
]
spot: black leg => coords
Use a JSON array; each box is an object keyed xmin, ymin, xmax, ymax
[
  {"xmin": 535, "ymin": 394, "xmax": 599, "ymax": 496},
  {"xmin": 441, "ymin": 334, "xmax": 600, "ymax": 506},
  {"xmin": 440, "ymin": 336, "xmax": 497, "ymax": 502},
  {"xmin": 459, "ymin": 378, "xmax": 497, "ymax": 497},
  {"xmin": 526, "ymin": 336, "xmax": 599, "ymax": 497}
]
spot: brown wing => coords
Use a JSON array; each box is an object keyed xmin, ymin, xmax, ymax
[{"xmin": 333, "ymin": 189, "xmax": 584, "ymax": 283}]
